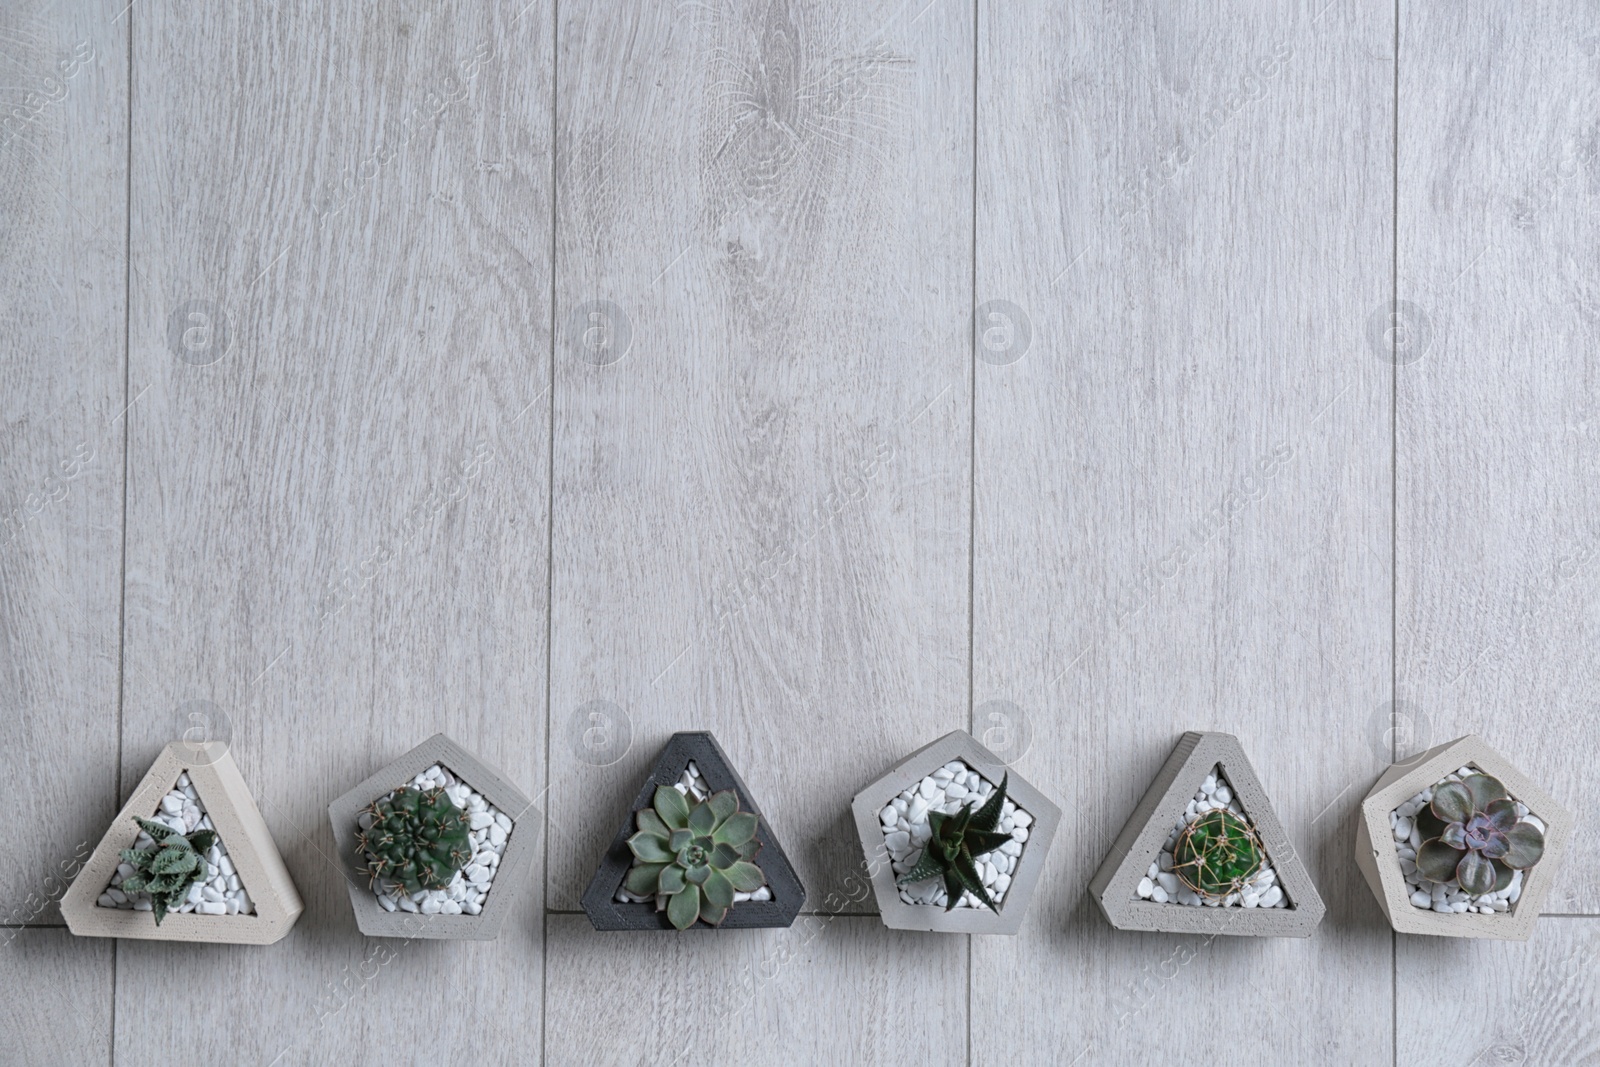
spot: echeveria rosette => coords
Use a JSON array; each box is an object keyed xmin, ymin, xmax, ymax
[
  {"xmin": 118, "ymin": 816, "xmax": 215, "ymax": 925},
  {"xmin": 626, "ymin": 784, "xmax": 765, "ymax": 929},
  {"xmin": 1172, "ymin": 808, "xmax": 1265, "ymax": 899},
  {"xmin": 1414, "ymin": 773, "xmax": 1544, "ymax": 896},
  {"xmin": 896, "ymin": 773, "xmax": 1013, "ymax": 913}
]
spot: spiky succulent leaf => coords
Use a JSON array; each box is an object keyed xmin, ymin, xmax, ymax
[
  {"xmin": 118, "ymin": 876, "xmax": 147, "ymax": 894},
  {"xmin": 134, "ymin": 816, "xmax": 180, "ymax": 841},
  {"xmin": 969, "ymin": 775, "xmax": 1008, "ymax": 833},
  {"xmin": 152, "ymin": 898, "xmax": 168, "ymax": 925},
  {"xmin": 941, "ymin": 868, "xmax": 964, "ymax": 912},
  {"xmin": 624, "ymin": 863, "xmax": 666, "ymax": 897},
  {"xmin": 1416, "ymin": 838, "xmax": 1464, "ymax": 882},
  {"xmin": 1456, "ymin": 850, "xmax": 1497, "ymax": 895},
  {"xmin": 667, "ymin": 885, "xmax": 700, "ymax": 930},
  {"xmin": 951, "ymin": 851, "xmax": 993, "ymax": 908},
  {"xmin": 1430, "ymin": 781, "xmax": 1474, "ymax": 824},
  {"xmin": 120, "ymin": 848, "xmax": 154, "ymax": 867},
  {"xmin": 963, "ymin": 830, "xmax": 1013, "ymax": 858},
  {"xmin": 1499, "ymin": 822, "xmax": 1544, "ymax": 869},
  {"xmin": 653, "ymin": 785, "xmax": 690, "ymax": 830},
  {"xmin": 896, "ymin": 846, "xmax": 945, "ymax": 886}
]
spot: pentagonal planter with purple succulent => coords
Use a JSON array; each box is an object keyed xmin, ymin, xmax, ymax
[{"xmin": 1356, "ymin": 734, "xmax": 1573, "ymax": 940}]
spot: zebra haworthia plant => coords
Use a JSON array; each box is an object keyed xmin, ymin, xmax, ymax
[
  {"xmin": 119, "ymin": 816, "xmax": 216, "ymax": 925},
  {"xmin": 1415, "ymin": 773, "xmax": 1545, "ymax": 896},
  {"xmin": 626, "ymin": 784, "xmax": 765, "ymax": 929},
  {"xmin": 896, "ymin": 773, "xmax": 1011, "ymax": 912}
]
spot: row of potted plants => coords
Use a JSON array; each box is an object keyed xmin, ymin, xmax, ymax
[{"xmin": 59, "ymin": 728, "xmax": 1571, "ymax": 945}]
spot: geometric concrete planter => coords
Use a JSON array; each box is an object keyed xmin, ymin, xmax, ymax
[
  {"xmin": 327, "ymin": 733, "xmax": 536, "ymax": 940},
  {"xmin": 1355, "ymin": 734, "xmax": 1573, "ymax": 940},
  {"xmin": 582, "ymin": 732, "xmax": 805, "ymax": 931},
  {"xmin": 1089, "ymin": 731, "xmax": 1325, "ymax": 937},
  {"xmin": 850, "ymin": 730, "xmax": 1061, "ymax": 934},
  {"xmin": 61, "ymin": 741, "xmax": 303, "ymax": 944}
]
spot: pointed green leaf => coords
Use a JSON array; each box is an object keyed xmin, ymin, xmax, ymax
[
  {"xmin": 684, "ymin": 864, "xmax": 711, "ymax": 885},
  {"xmin": 701, "ymin": 868, "xmax": 734, "ymax": 909},
  {"xmin": 709, "ymin": 842, "xmax": 740, "ymax": 870},
  {"xmin": 963, "ymin": 830, "xmax": 1013, "ymax": 858},
  {"xmin": 1430, "ymin": 782, "xmax": 1473, "ymax": 824},
  {"xmin": 1416, "ymin": 838, "xmax": 1464, "ymax": 882},
  {"xmin": 186, "ymin": 830, "xmax": 217, "ymax": 854},
  {"xmin": 667, "ymin": 885, "xmax": 701, "ymax": 929},
  {"xmin": 1500, "ymin": 822, "xmax": 1545, "ymax": 869},
  {"xmin": 669, "ymin": 828, "xmax": 693, "ymax": 852},
  {"xmin": 150, "ymin": 848, "xmax": 198, "ymax": 876},
  {"xmin": 736, "ymin": 839, "xmax": 761, "ymax": 860},
  {"xmin": 152, "ymin": 898, "xmax": 168, "ymax": 925},
  {"xmin": 636, "ymin": 808, "xmax": 670, "ymax": 839},
  {"xmin": 118, "ymin": 876, "xmax": 147, "ymax": 894},
  {"xmin": 1463, "ymin": 774, "xmax": 1507, "ymax": 812},
  {"xmin": 134, "ymin": 816, "xmax": 180, "ymax": 841},
  {"xmin": 724, "ymin": 861, "xmax": 765, "ymax": 893},
  {"xmin": 969, "ymin": 774, "xmax": 1007, "ymax": 833},
  {"xmin": 659, "ymin": 865, "xmax": 686, "ymax": 894},
  {"xmin": 926, "ymin": 809, "xmax": 948, "ymax": 840},
  {"xmin": 708, "ymin": 790, "xmax": 738, "ymax": 829},
  {"xmin": 624, "ymin": 862, "xmax": 667, "ymax": 896},
  {"xmin": 687, "ymin": 800, "xmax": 717, "ymax": 836},
  {"xmin": 952, "ymin": 851, "xmax": 996, "ymax": 911},
  {"xmin": 699, "ymin": 896, "xmax": 729, "ymax": 926},
  {"xmin": 711, "ymin": 811, "xmax": 757, "ymax": 847},
  {"xmin": 627, "ymin": 830, "xmax": 674, "ymax": 863},
  {"xmin": 1456, "ymin": 850, "xmax": 1497, "ymax": 895},
  {"xmin": 119, "ymin": 849, "xmax": 154, "ymax": 867},
  {"xmin": 653, "ymin": 785, "xmax": 691, "ymax": 830},
  {"xmin": 941, "ymin": 869, "xmax": 964, "ymax": 912},
  {"xmin": 896, "ymin": 847, "xmax": 944, "ymax": 886}
]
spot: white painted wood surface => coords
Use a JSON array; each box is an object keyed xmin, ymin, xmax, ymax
[{"xmin": 0, "ymin": 1, "xmax": 1594, "ymax": 1064}]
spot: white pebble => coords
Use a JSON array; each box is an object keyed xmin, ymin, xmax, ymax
[
  {"xmin": 1137, "ymin": 877, "xmax": 1153, "ymax": 899},
  {"xmin": 197, "ymin": 901, "xmax": 227, "ymax": 915}
]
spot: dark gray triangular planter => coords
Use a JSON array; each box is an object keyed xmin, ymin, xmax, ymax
[{"xmin": 581, "ymin": 732, "xmax": 804, "ymax": 930}]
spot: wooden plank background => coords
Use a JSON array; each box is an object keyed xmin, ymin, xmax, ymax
[{"xmin": 0, "ymin": 1, "xmax": 1595, "ymax": 1064}]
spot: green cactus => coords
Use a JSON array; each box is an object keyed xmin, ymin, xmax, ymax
[
  {"xmin": 896, "ymin": 773, "xmax": 1013, "ymax": 912},
  {"xmin": 356, "ymin": 785, "xmax": 472, "ymax": 896},
  {"xmin": 1171, "ymin": 808, "xmax": 1265, "ymax": 899},
  {"xmin": 118, "ymin": 816, "xmax": 215, "ymax": 925},
  {"xmin": 625, "ymin": 785, "xmax": 766, "ymax": 929},
  {"xmin": 1414, "ymin": 773, "xmax": 1544, "ymax": 895}
]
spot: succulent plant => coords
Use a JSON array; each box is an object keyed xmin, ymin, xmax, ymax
[
  {"xmin": 1171, "ymin": 808, "xmax": 1265, "ymax": 899},
  {"xmin": 625, "ymin": 784, "xmax": 766, "ymax": 930},
  {"xmin": 897, "ymin": 773, "xmax": 1012, "ymax": 912},
  {"xmin": 118, "ymin": 816, "xmax": 216, "ymax": 925},
  {"xmin": 356, "ymin": 785, "xmax": 472, "ymax": 896},
  {"xmin": 1414, "ymin": 773, "xmax": 1544, "ymax": 896}
]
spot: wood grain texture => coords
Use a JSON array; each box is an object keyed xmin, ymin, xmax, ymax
[
  {"xmin": 0, "ymin": 929, "xmax": 113, "ymax": 1064},
  {"xmin": 0, "ymin": 0, "xmax": 126, "ymax": 924},
  {"xmin": 1397, "ymin": 1, "xmax": 1600, "ymax": 916},
  {"xmin": 115, "ymin": 2, "xmax": 553, "ymax": 1062},
  {"xmin": 545, "ymin": 914, "xmax": 966, "ymax": 1067},
  {"xmin": 970, "ymin": 1, "xmax": 1394, "ymax": 1061},
  {"xmin": 546, "ymin": 0, "xmax": 973, "ymax": 916},
  {"xmin": 1397, "ymin": 919, "xmax": 1600, "ymax": 1065}
]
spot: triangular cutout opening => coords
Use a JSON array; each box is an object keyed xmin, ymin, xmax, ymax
[
  {"xmin": 93, "ymin": 768, "xmax": 257, "ymax": 919},
  {"xmin": 1129, "ymin": 763, "xmax": 1293, "ymax": 911},
  {"xmin": 62, "ymin": 742, "xmax": 303, "ymax": 944},
  {"xmin": 1089, "ymin": 732, "xmax": 1324, "ymax": 937},
  {"xmin": 581, "ymin": 732, "xmax": 805, "ymax": 930}
]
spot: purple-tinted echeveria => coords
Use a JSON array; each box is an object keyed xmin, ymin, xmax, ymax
[{"xmin": 1414, "ymin": 773, "xmax": 1544, "ymax": 896}]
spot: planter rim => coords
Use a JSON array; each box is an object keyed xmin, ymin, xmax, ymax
[
  {"xmin": 1089, "ymin": 731, "xmax": 1325, "ymax": 937},
  {"xmin": 1354, "ymin": 733, "xmax": 1573, "ymax": 941},
  {"xmin": 327, "ymin": 733, "xmax": 537, "ymax": 940},
  {"xmin": 850, "ymin": 730, "xmax": 1062, "ymax": 935},
  {"xmin": 581, "ymin": 731, "xmax": 805, "ymax": 930},
  {"xmin": 61, "ymin": 741, "xmax": 303, "ymax": 944}
]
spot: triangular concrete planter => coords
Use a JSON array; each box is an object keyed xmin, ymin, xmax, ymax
[
  {"xmin": 850, "ymin": 731, "xmax": 1062, "ymax": 934},
  {"xmin": 328, "ymin": 734, "xmax": 537, "ymax": 940},
  {"xmin": 62, "ymin": 742, "xmax": 303, "ymax": 944},
  {"xmin": 582, "ymin": 732, "xmax": 805, "ymax": 930},
  {"xmin": 1089, "ymin": 732, "xmax": 1324, "ymax": 937},
  {"xmin": 1355, "ymin": 734, "xmax": 1572, "ymax": 941}
]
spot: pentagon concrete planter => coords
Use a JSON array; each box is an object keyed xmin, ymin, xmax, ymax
[
  {"xmin": 1355, "ymin": 734, "xmax": 1572, "ymax": 941},
  {"xmin": 62, "ymin": 741, "xmax": 303, "ymax": 945},
  {"xmin": 328, "ymin": 734, "xmax": 536, "ymax": 940},
  {"xmin": 1089, "ymin": 731, "xmax": 1324, "ymax": 937},
  {"xmin": 582, "ymin": 732, "xmax": 804, "ymax": 930},
  {"xmin": 851, "ymin": 730, "xmax": 1061, "ymax": 934}
]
